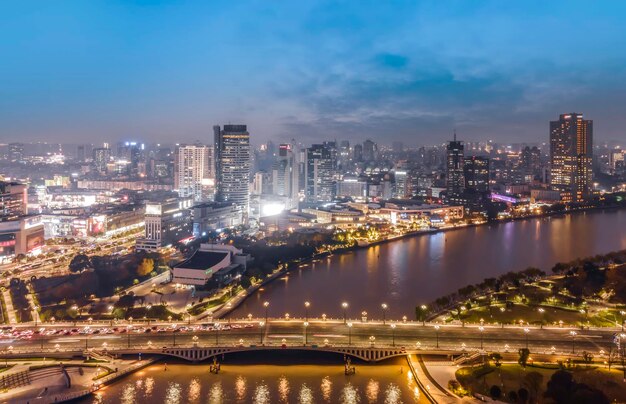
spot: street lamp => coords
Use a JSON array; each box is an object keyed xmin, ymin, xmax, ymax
[
  {"xmin": 259, "ymin": 321, "xmax": 265, "ymax": 344},
  {"xmin": 420, "ymin": 304, "xmax": 427, "ymax": 325},
  {"xmin": 186, "ymin": 303, "xmax": 192, "ymax": 325},
  {"xmin": 381, "ymin": 303, "xmax": 388, "ymax": 324},
  {"xmin": 538, "ymin": 308, "xmax": 545, "ymax": 329},
  {"xmin": 264, "ymin": 301, "xmax": 270, "ymax": 323},
  {"xmin": 434, "ymin": 325, "xmax": 440, "ymax": 348},
  {"xmin": 303, "ymin": 321, "xmax": 309, "ymax": 345},
  {"xmin": 342, "ymin": 302, "xmax": 349, "ymax": 324},
  {"xmin": 524, "ymin": 327, "xmax": 530, "ymax": 349},
  {"xmin": 304, "ymin": 301, "xmax": 310, "ymax": 322},
  {"xmin": 193, "ymin": 335, "xmax": 199, "ymax": 347},
  {"xmin": 347, "ymin": 322, "xmax": 353, "ymax": 345},
  {"xmin": 479, "ymin": 326, "xmax": 485, "ymax": 349},
  {"xmin": 390, "ymin": 323, "xmax": 396, "ymax": 347},
  {"xmin": 172, "ymin": 324, "xmax": 177, "ymax": 346},
  {"xmin": 570, "ymin": 330, "xmax": 577, "ymax": 354},
  {"xmin": 369, "ymin": 336, "xmax": 375, "ymax": 347}
]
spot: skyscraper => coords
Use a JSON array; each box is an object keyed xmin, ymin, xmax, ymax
[
  {"xmin": 446, "ymin": 132, "xmax": 465, "ymax": 196},
  {"xmin": 464, "ymin": 156, "xmax": 490, "ymax": 193},
  {"xmin": 92, "ymin": 147, "xmax": 111, "ymax": 174},
  {"xmin": 271, "ymin": 143, "xmax": 299, "ymax": 208},
  {"xmin": 549, "ymin": 113, "xmax": 593, "ymax": 201},
  {"xmin": 8, "ymin": 143, "xmax": 24, "ymax": 163},
  {"xmin": 305, "ymin": 143, "xmax": 336, "ymax": 202},
  {"xmin": 214, "ymin": 125, "xmax": 251, "ymax": 214},
  {"xmin": 174, "ymin": 143, "xmax": 214, "ymax": 202}
]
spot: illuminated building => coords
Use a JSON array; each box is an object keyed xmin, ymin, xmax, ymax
[
  {"xmin": 446, "ymin": 132, "xmax": 465, "ymax": 197},
  {"xmin": 271, "ymin": 143, "xmax": 299, "ymax": 208},
  {"xmin": 0, "ymin": 181, "xmax": 44, "ymax": 260},
  {"xmin": 214, "ymin": 125, "xmax": 251, "ymax": 215},
  {"xmin": 549, "ymin": 113, "xmax": 593, "ymax": 201},
  {"xmin": 192, "ymin": 202, "xmax": 243, "ymax": 237},
  {"xmin": 171, "ymin": 243, "xmax": 249, "ymax": 287},
  {"xmin": 8, "ymin": 143, "xmax": 24, "ymax": 162},
  {"xmin": 136, "ymin": 197, "xmax": 193, "ymax": 252},
  {"xmin": 0, "ymin": 181, "xmax": 27, "ymax": 221},
  {"xmin": 92, "ymin": 147, "xmax": 111, "ymax": 174},
  {"xmin": 305, "ymin": 143, "xmax": 336, "ymax": 202},
  {"xmin": 464, "ymin": 156, "xmax": 490, "ymax": 193},
  {"xmin": 174, "ymin": 143, "xmax": 215, "ymax": 202}
]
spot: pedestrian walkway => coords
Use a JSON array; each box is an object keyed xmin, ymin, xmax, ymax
[
  {"xmin": 2, "ymin": 290, "xmax": 17, "ymax": 324},
  {"xmin": 407, "ymin": 354, "xmax": 460, "ymax": 403}
]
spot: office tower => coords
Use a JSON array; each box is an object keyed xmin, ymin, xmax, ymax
[
  {"xmin": 272, "ymin": 144, "xmax": 299, "ymax": 208},
  {"xmin": 0, "ymin": 181, "xmax": 27, "ymax": 221},
  {"xmin": 363, "ymin": 139, "xmax": 378, "ymax": 161},
  {"xmin": 393, "ymin": 169, "xmax": 409, "ymax": 198},
  {"xmin": 305, "ymin": 143, "xmax": 337, "ymax": 202},
  {"xmin": 77, "ymin": 145, "xmax": 86, "ymax": 162},
  {"xmin": 446, "ymin": 132, "xmax": 465, "ymax": 196},
  {"xmin": 174, "ymin": 143, "xmax": 214, "ymax": 202},
  {"xmin": 353, "ymin": 144, "xmax": 363, "ymax": 162},
  {"xmin": 549, "ymin": 113, "xmax": 593, "ymax": 201},
  {"xmin": 521, "ymin": 146, "xmax": 541, "ymax": 176},
  {"xmin": 214, "ymin": 124, "xmax": 251, "ymax": 214},
  {"xmin": 136, "ymin": 198, "xmax": 193, "ymax": 252},
  {"xmin": 464, "ymin": 156, "xmax": 490, "ymax": 193},
  {"xmin": 8, "ymin": 143, "xmax": 24, "ymax": 163},
  {"xmin": 338, "ymin": 140, "xmax": 351, "ymax": 167},
  {"xmin": 92, "ymin": 147, "xmax": 111, "ymax": 174}
]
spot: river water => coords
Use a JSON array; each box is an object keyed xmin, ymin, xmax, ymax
[
  {"xmin": 81, "ymin": 354, "xmax": 426, "ymax": 404},
  {"xmin": 230, "ymin": 209, "xmax": 626, "ymax": 320}
]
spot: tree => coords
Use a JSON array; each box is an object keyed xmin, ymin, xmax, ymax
[
  {"xmin": 489, "ymin": 353, "xmax": 502, "ymax": 367},
  {"xmin": 136, "ymin": 258, "xmax": 154, "ymax": 277},
  {"xmin": 518, "ymin": 348, "xmax": 530, "ymax": 368},
  {"xmin": 507, "ymin": 390, "xmax": 518, "ymax": 403},
  {"xmin": 544, "ymin": 370, "xmax": 575, "ymax": 403},
  {"xmin": 489, "ymin": 385, "xmax": 502, "ymax": 400},
  {"xmin": 582, "ymin": 351, "xmax": 593, "ymax": 364},
  {"xmin": 517, "ymin": 388, "xmax": 529, "ymax": 404},
  {"xmin": 240, "ymin": 275, "xmax": 251, "ymax": 289},
  {"xmin": 69, "ymin": 254, "xmax": 91, "ymax": 273}
]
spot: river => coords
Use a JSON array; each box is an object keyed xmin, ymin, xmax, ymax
[
  {"xmin": 80, "ymin": 354, "xmax": 426, "ymax": 404},
  {"xmin": 230, "ymin": 209, "xmax": 626, "ymax": 320}
]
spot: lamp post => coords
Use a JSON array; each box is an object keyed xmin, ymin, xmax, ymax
[
  {"xmin": 342, "ymin": 302, "xmax": 348, "ymax": 324},
  {"xmin": 264, "ymin": 301, "xmax": 270, "ymax": 324},
  {"xmin": 34, "ymin": 306, "xmax": 39, "ymax": 327},
  {"xmin": 381, "ymin": 303, "xmax": 388, "ymax": 325},
  {"xmin": 192, "ymin": 335, "xmax": 199, "ymax": 347},
  {"xmin": 524, "ymin": 327, "xmax": 530, "ymax": 349},
  {"xmin": 304, "ymin": 301, "xmax": 310, "ymax": 323},
  {"xmin": 420, "ymin": 304, "xmax": 427, "ymax": 326},
  {"xmin": 84, "ymin": 327, "xmax": 90, "ymax": 350},
  {"xmin": 570, "ymin": 330, "xmax": 577, "ymax": 354},
  {"xmin": 479, "ymin": 326, "xmax": 484, "ymax": 349},
  {"xmin": 538, "ymin": 308, "xmax": 545, "ymax": 329},
  {"xmin": 390, "ymin": 323, "xmax": 396, "ymax": 347},
  {"xmin": 303, "ymin": 321, "xmax": 309, "ymax": 345},
  {"xmin": 259, "ymin": 321, "xmax": 265, "ymax": 344},
  {"xmin": 186, "ymin": 303, "xmax": 192, "ymax": 325},
  {"xmin": 108, "ymin": 305, "xmax": 114, "ymax": 326},
  {"xmin": 369, "ymin": 336, "xmax": 375, "ymax": 347},
  {"xmin": 434, "ymin": 325, "xmax": 440, "ymax": 348},
  {"xmin": 347, "ymin": 322, "xmax": 353, "ymax": 345},
  {"xmin": 172, "ymin": 324, "xmax": 177, "ymax": 347}
]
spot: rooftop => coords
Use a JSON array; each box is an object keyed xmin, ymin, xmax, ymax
[{"xmin": 174, "ymin": 250, "xmax": 229, "ymax": 270}]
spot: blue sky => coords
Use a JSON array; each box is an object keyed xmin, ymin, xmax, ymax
[{"xmin": 1, "ymin": 1, "xmax": 626, "ymax": 145}]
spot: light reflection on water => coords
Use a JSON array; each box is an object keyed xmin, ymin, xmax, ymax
[{"xmin": 80, "ymin": 361, "xmax": 424, "ymax": 403}]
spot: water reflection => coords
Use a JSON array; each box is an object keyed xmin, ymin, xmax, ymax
[{"xmin": 80, "ymin": 360, "xmax": 425, "ymax": 403}]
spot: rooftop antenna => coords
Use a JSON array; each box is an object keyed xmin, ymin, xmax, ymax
[{"xmin": 453, "ymin": 129, "xmax": 457, "ymax": 142}]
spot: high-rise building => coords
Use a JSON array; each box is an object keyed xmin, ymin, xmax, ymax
[
  {"xmin": 353, "ymin": 144, "xmax": 363, "ymax": 162},
  {"xmin": 136, "ymin": 197, "xmax": 193, "ymax": 252},
  {"xmin": 305, "ymin": 143, "xmax": 336, "ymax": 202},
  {"xmin": 214, "ymin": 125, "xmax": 251, "ymax": 214},
  {"xmin": 363, "ymin": 139, "xmax": 378, "ymax": 161},
  {"xmin": 446, "ymin": 133, "xmax": 465, "ymax": 196},
  {"xmin": 549, "ymin": 113, "xmax": 593, "ymax": 201},
  {"xmin": 174, "ymin": 143, "xmax": 214, "ymax": 202},
  {"xmin": 271, "ymin": 144, "xmax": 299, "ymax": 208},
  {"xmin": 464, "ymin": 156, "xmax": 490, "ymax": 193},
  {"xmin": 8, "ymin": 143, "xmax": 24, "ymax": 163},
  {"xmin": 0, "ymin": 181, "xmax": 27, "ymax": 221},
  {"xmin": 92, "ymin": 147, "xmax": 111, "ymax": 174}
]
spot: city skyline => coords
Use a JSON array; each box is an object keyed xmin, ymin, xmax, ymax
[{"xmin": 2, "ymin": 1, "xmax": 626, "ymax": 145}]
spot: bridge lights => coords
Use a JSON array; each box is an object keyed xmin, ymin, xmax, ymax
[
  {"xmin": 192, "ymin": 335, "xmax": 199, "ymax": 347},
  {"xmin": 369, "ymin": 336, "xmax": 375, "ymax": 347},
  {"xmin": 361, "ymin": 311, "xmax": 368, "ymax": 323}
]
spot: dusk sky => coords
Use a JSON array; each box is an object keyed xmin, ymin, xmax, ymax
[{"xmin": 2, "ymin": 1, "xmax": 626, "ymax": 146}]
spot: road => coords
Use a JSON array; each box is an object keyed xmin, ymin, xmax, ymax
[{"xmin": 0, "ymin": 319, "xmax": 620, "ymax": 357}]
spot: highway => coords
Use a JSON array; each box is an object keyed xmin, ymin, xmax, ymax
[{"xmin": 0, "ymin": 319, "xmax": 620, "ymax": 356}]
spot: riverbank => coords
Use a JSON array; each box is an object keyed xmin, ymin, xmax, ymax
[{"xmin": 213, "ymin": 205, "xmax": 626, "ymax": 320}]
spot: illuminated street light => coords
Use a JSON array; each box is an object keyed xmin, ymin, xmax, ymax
[
  {"xmin": 570, "ymin": 330, "xmax": 577, "ymax": 354},
  {"xmin": 524, "ymin": 327, "xmax": 530, "ymax": 349},
  {"xmin": 304, "ymin": 301, "xmax": 310, "ymax": 322},
  {"xmin": 419, "ymin": 304, "xmax": 427, "ymax": 325},
  {"xmin": 381, "ymin": 303, "xmax": 388, "ymax": 324},
  {"xmin": 390, "ymin": 323, "xmax": 397, "ymax": 346},
  {"xmin": 538, "ymin": 308, "xmax": 545, "ymax": 329},
  {"xmin": 342, "ymin": 302, "xmax": 349, "ymax": 324},
  {"xmin": 479, "ymin": 326, "xmax": 485, "ymax": 349},
  {"xmin": 347, "ymin": 322, "xmax": 353, "ymax": 345},
  {"xmin": 369, "ymin": 336, "xmax": 375, "ymax": 347},
  {"xmin": 303, "ymin": 321, "xmax": 309, "ymax": 345},
  {"xmin": 264, "ymin": 301, "xmax": 270, "ymax": 323},
  {"xmin": 434, "ymin": 325, "xmax": 440, "ymax": 348}
]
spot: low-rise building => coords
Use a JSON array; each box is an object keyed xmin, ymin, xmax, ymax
[{"xmin": 171, "ymin": 244, "xmax": 249, "ymax": 287}]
